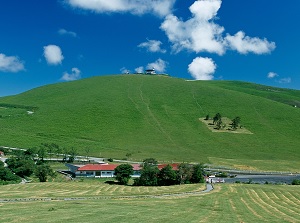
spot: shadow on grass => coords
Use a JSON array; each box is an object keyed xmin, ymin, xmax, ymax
[{"xmin": 105, "ymin": 180, "xmax": 121, "ymax": 185}]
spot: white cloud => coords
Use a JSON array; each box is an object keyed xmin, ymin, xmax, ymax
[
  {"xmin": 278, "ymin": 77, "xmax": 291, "ymax": 84},
  {"xmin": 61, "ymin": 68, "xmax": 81, "ymax": 81},
  {"xmin": 120, "ymin": 67, "xmax": 130, "ymax": 74},
  {"xmin": 188, "ymin": 57, "xmax": 216, "ymax": 80},
  {"xmin": 66, "ymin": 0, "xmax": 175, "ymax": 17},
  {"xmin": 267, "ymin": 72, "xmax": 278, "ymax": 79},
  {"xmin": 138, "ymin": 39, "xmax": 166, "ymax": 53},
  {"xmin": 0, "ymin": 53, "xmax": 25, "ymax": 72},
  {"xmin": 147, "ymin": 58, "xmax": 167, "ymax": 73},
  {"xmin": 160, "ymin": 0, "xmax": 275, "ymax": 55},
  {"xmin": 58, "ymin": 28, "xmax": 77, "ymax": 37},
  {"xmin": 160, "ymin": 0, "xmax": 225, "ymax": 55},
  {"xmin": 189, "ymin": 0, "xmax": 222, "ymax": 21},
  {"xmin": 225, "ymin": 31, "xmax": 276, "ymax": 54},
  {"xmin": 43, "ymin": 45, "xmax": 64, "ymax": 65},
  {"xmin": 135, "ymin": 66, "xmax": 144, "ymax": 73}
]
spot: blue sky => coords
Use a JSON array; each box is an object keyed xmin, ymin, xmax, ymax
[{"xmin": 0, "ymin": 0, "xmax": 299, "ymax": 96}]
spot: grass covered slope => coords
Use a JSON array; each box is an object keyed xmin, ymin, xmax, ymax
[{"xmin": 0, "ymin": 75, "xmax": 299, "ymax": 169}]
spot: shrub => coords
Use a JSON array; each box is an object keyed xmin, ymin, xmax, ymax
[
  {"xmin": 291, "ymin": 179, "xmax": 300, "ymax": 185},
  {"xmin": 215, "ymin": 172, "xmax": 228, "ymax": 178},
  {"xmin": 114, "ymin": 164, "xmax": 133, "ymax": 185}
]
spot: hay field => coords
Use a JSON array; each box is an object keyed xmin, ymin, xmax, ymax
[{"xmin": 1, "ymin": 183, "xmax": 299, "ymax": 223}]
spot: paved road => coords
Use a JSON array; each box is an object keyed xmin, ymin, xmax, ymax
[{"xmin": 225, "ymin": 174, "xmax": 300, "ymax": 184}]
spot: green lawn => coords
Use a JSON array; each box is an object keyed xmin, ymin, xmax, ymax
[{"xmin": 1, "ymin": 183, "xmax": 299, "ymax": 222}]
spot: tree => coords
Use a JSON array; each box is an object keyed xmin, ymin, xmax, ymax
[
  {"xmin": 68, "ymin": 147, "xmax": 77, "ymax": 163},
  {"xmin": 177, "ymin": 163, "xmax": 193, "ymax": 184},
  {"xmin": 6, "ymin": 157, "xmax": 35, "ymax": 178},
  {"xmin": 55, "ymin": 144, "xmax": 62, "ymax": 160},
  {"xmin": 62, "ymin": 147, "xmax": 68, "ymax": 163},
  {"xmin": 191, "ymin": 164, "xmax": 205, "ymax": 183},
  {"xmin": 14, "ymin": 160, "xmax": 35, "ymax": 177},
  {"xmin": 142, "ymin": 158, "xmax": 158, "ymax": 165},
  {"xmin": 158, "ymin": 164, "xmax": 177, "ymax": 186},
  {"xmin": 134, "ymin": 164, "xmax": 159, "ymax": 186},
  {"xmin": 292, "ymin": 179, "xmax": 300, "ymax": 185},
  {"xmin": 216, "ymin": 118, "xmax": 223, "ymax": 130},
  {"xmin": 204, "ymin": 114, "xmax": 210, "ymax": 120},
  {"xmin": 213, "ymin": 113, "xmax": 221, "ymax": 125},
  {"xmin": 231, "ymin": 116, "xmax": 241, "ymax": 130},
  {"xmin": 114, "ymin": 164, "xmax": 134, "ymax": 185},
  {"xmin": 37, "ymin": 146, "xmax": 47, "ymax": 162},
  {"xmin": 24, "ymin": 147, "xmax": 37, "ymax": 160},
  {"xmin": 0, "ymin": 165, "xmax": 20, "ymax": 183},
  {"xmin": 35, "ymin": 164, "xmax": 56, "ymax": 182}
]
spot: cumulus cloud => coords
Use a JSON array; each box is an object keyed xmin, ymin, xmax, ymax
[
  {"xmin": 66, "ymin": 0, "xmax": 175, "ymax": 17},
  {"xmin": 160, "ymin": 0, "xmax": 225, "ymax": 55},
  {"xmin": 147, "ymin": 58, "xmax": 168, "ymax": 73},
  {"xmin": 0, "ymin": 53, "xmax": 25, "ymax": 72},
  {"xmin": 138, "ymin": 39, "xmax": 166, "ymax": 53},
  {"xmin": 188, "ymin": 57, "xmax": 216, "ymax": 80},
  {"xmin": 43, "ymin": 45, "xmax": 64, "ymax": 65},
  {"xmin": 225, "ymin": 31, "xmax": 276, "ymax": 54},
  {"xmin": 58, "ymin": 28, "xmax": 77, "ymax": 37},
  {"xmin": 160, "ymin": 0, "xmax": 275, "ymax": 55},
  {"xmin": 135, "ymin": 66, "xmax": 144, "ymax": 73},
  {"xmin": 61, "ymin": 68, "xmax": 81, "ymax": 81},
  {"xmin": 267, "ymin": 72, "xmax": 278, "ymax": 79}
]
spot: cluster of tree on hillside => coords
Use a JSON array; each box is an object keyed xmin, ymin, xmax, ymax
[
  {"xmin": 205, "ymin": 113, "xmax": 241, "ymax": 130},
  {"xmin": 37, "ymin": 143, "xmax": 78, "ymax": 163},
  {"xmin": 114, "ymin": 158, "xmax": 206, "ymax": 186},
  {"xmin": 0, "ymin": 144, "xmax": 58, "ymax": 184}
]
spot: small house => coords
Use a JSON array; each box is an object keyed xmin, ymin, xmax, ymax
[
  {"xmin": 66, "ymin": 163, "xmax": 179, "ymax": 178},
  {"xmin": 66, "ymin": 163, "xmax": 142, "ymax": 178},
  {"xmin": 145, "ymin": 68, "xmax": 156, "ymax": 75}
]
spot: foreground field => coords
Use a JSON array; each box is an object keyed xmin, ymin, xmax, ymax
[{"xmin": 1, "ymin": 182, "xmax": 299, "ymax": 222}]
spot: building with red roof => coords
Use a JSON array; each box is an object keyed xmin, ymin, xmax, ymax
[
  {"xmin": 66, "ymin": 163, "xmax": 179, "ymax": 178},
  {"xmin": 157, "ymin": 163, "xmax": 179, "ymax": 171},
  {"xmin": 66, "ymin": 163, "xmax": 142, "ymax": 178}
]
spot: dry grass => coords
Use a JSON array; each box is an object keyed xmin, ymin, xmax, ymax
[{"xmin": 0, "ymin": 180, "xmax": 205, "ymax": 199}]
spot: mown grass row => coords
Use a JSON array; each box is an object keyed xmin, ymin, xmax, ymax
[
  {"xmin": 1, "ymin": 184, "xmax": 299, "ymax": 222},
  {"xmin": 0, "ymin": 180, "xmax": 204, "ymax": 199}
]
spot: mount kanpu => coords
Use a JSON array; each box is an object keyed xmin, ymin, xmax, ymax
[{"xmin": 0, "ymin": 75, "xmax": 299, "ymax": 171}]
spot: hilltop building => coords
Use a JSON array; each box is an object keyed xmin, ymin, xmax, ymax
[{"xmin": 145, "ymin": 68, "xmax": 156, "ymax": 75}]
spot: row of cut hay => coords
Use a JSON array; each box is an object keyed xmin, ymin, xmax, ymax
[{"xmin": 0, "ymin": 181, "xmax": 204, "ymax": 199}]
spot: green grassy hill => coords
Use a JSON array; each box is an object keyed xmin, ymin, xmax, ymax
[{"xmin": 0, "ymin": 75, "xmax": 299, "ymax": 170}]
